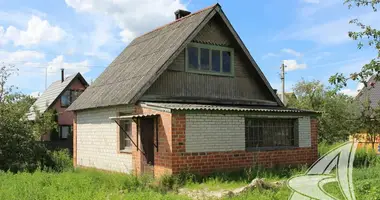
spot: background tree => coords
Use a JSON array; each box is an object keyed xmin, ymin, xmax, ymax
[{"xmin": 287, "ymin": 80, "xmax": 360, "ymax": 143}]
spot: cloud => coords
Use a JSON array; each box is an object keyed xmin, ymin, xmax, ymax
[
  {"xmin": 282, "ymin": 11, "xmax": 380, "ymax": 45},
  {"xmin": 0, "ymin": 50, "xmax": 45, "ymax": 64},
  {"xmin": 282, "ymin": 48, "xmax": 303, "ymax": 57},
  {"xmin": 47, "ymin": 55, "xmax": 89, "ymax": 76},
  {"xmin": 30, "ymin": 91, "xmax": 41, "ymax": 98},
  {"xmin": 262, "ymin": 52, "xmax": 277, "ymax": 59},
  {"xmin": 65, "ymin": 0, "xmax": 186, "ymax": 43},
  {"xmin": 340, "ymin": 83, "xmax": 363, "ymax": 97},
  {"xmin": 0, "ymin": 16, "xmax": 66, "ymax": 46},
  {"xmin": 283, "ymin": 60, "xmax": 307, "ymax": 71}
]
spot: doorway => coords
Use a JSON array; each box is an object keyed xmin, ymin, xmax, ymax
[{"xmin": 140, "ymin": 118, "xmax": 155, "ymax": 174}]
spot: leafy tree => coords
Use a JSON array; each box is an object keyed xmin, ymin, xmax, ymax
[
  {"xmin": 32, "ymin": 108, "xmax": 58, "ymax": 141},
  {"xmin": 329, "ymin": 0, "xmax": 380, "ymax": 88},
  {"xmin": 329, "ymin": 0, "xmax": 380, "ymax": 149},
  {"xmin": 287, "ymin": 80, "xmax": 360, "ymax": 143}
]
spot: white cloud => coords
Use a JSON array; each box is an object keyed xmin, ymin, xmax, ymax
[
  {"xmin": 283, "ymin": 60, "xmax": 307, "ymax": 71},
  {"xmin": 65, "ymin": 0, "xmax": 186, "ymax": 43},
  {"xmin": 0, "ymin": 50, "xmax": 45, "ymax": 64},
  {"xmin": 282, "ymin": 48, "xmax": 303, "ymax": 57},
  {"xmin": 262, "ymin": 52, "xmax": 277, "ymax": 59},
  {"xmin": 284, "ymin": 11, "xmax": 380, "ymax": 45},
  {"xmin": 47, "ymin": 55, "xmax": 89, "ymax": 76},
  {"xmin": 341, "ymin": 83, "xmax": 363, "ymax": 97},
  {"xmin": 0, "ymin": 15, "xmax": 66, "ymax": 46},
  {"xmin": 30, "ymin": 91, "xmax": 41, "ymax": 98}
]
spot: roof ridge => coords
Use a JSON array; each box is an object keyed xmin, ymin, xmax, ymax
[{"xmin": 134, "ymin": 4, "xmax": 218, "ymax": 41}]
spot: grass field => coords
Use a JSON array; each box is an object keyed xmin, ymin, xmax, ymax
[{"xmin": 0, "ymin": 143, "xmax": 379, "ymax": 200}]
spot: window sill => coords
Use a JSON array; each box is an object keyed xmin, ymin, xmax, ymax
[
  {"xmin": 119, "ymin": 149, "xmax": 132, "ymax": 154},
  {"xmin": 246, "ymin": 146, "xmax": 298, "ymax": 152}
]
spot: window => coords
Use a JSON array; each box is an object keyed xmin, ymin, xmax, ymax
[
  {"xmin": 60, "ymin": 90, "xmax": 84, "ymax": 107},
  {"xmin": 186, "ymin": 43, "xmax": 234, "ymax": 76},
  {"xmin": 119, "ymin": 120, "xmax": 132, "ymax": 151},
  {"xmin": 245, "ymin": 118, "xmax": 296, "ymax": 149},
  {"xmin": 61, "ymin": 91, "xmax": 71, "ymax": 107},
  {"xmin": 59, "ymin": 125, "xmax": 72, "ymax": 139}
]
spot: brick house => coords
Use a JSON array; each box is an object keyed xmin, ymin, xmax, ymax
[
  {"xmin": 28, "ymin": 70, "xmax": 88, "ymax": 151},
  {"xmin": 68, "ymin": 4, "xmax": 318, "ymax": 177}
]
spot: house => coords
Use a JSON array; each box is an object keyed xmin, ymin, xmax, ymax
[
  {"xmin": 28, "ymin": 69, "xmax": 88, "ymax": 151},
  {"xmin": 353, "ymin": 75, "xmax": 380, "ymax": 154},
  {"xmin": 68, "ymin": 4, "xmax": 319, "ymax": 177},
  {"xmin": 277, "ymin": 92, "xmax": 297, "ymax": 106}
]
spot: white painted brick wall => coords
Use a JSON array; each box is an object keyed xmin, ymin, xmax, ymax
[
  {"xmin": 76, "ymin": 105, "xmax": 134, "ymax": 173},
  {"xmin": 185, "ymin": 114, "xmax": 312, "ymax": 152},
  {"xmin": 185, "ymin": 114, "xmax": 245, "ymax": 152},
  {"xmin": 298, "ymin": 116, "xmax": 311, "ymax": 147}
]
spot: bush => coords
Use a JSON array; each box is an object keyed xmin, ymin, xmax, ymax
[{"xmin": 47, "ymin": 149, "xmax": 73, "ymax": 172}]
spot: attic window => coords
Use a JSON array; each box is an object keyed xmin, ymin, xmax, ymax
[{"xmin": 186, "ymin": 43, "xmax": 234, "ymax": 76}]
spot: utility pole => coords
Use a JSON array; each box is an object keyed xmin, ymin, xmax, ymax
[{"xmin": 280, "ymin": 63, "xmax": 286, "ymax": 103}]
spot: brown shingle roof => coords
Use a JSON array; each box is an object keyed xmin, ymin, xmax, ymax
[{"xmin": 68, "ymin": 5, "xmax": 217, "ymax": 111}]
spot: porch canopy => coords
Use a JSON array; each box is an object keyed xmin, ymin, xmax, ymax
[
  {"xmin": 109, "ymin": 113, "xmax": 160, "ymax": 121},
  {"xmin": 109, "ymin": 113, "xmax": 160, "ymax": 153}
]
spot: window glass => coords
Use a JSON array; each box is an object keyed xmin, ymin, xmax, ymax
[
  {"xmin": 120, "ymin": 120, "xmax": 132, "ymax": 150},
  {"xmin": 188, "ymin": 47, "xmax": 198, "ymax": 69},
  {"xmin": 245, "ymin": 118, "xmax": 295, "ymax": 148},
  {"xmin": 71, "ymin": 90, "xmax": 83, "ymax": 102},
  {"xmin": 60, "ymin": 126, "xmax": 71, "ymax": 139},
  {"xmin": 200, "ymin": 48, "xmax": 210, "ymax": 70},
  {"xmin": 61, "ymin": 91, "xmax": 71, "ymax": 107},
  {"xmin": 211, "ymin": 50, "xmax": 221, "ymax": 72},
  {"xmin": 222, "ymin": 51, "xmax": 231, "ymax": 73}
]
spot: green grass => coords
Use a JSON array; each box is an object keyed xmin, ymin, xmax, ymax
[
  {"xmin": 1, "ymin": 142, "xmax": 379, "ymax": 200},
  {"xmin": 0, "ymin": 169, "xmax": 190, "ymax": 200}
]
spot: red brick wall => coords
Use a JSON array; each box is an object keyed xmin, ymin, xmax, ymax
[
  {"xmin": 132, "ymin": 107, "xmax": 319, "ymax": 176},
  {"xmin": 171, "ymin": 115, "xmax": 318, "ymax": 175}
]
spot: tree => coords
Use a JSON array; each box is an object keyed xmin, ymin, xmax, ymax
[
  {"xmin": 32, "ymin": 108, "xmax": 58, "ymax": 141},
  {"xmin": 329, "ymin": 0, "xmax": 380, "ymax": 150},
  {"xmin": 287, "ymin": 80, "xmax": 360, "ymax": 143},
  {"xmin": 330, "ymin": 0, "xmax": 380, "ymax": 89}
]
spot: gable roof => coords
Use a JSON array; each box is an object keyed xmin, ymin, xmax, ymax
[
  {"xmin": 68, "ymin": 4, "xmax": 283, "ymax": 111},
  {"xmin": 356, "ymin": 75, "xmax": 380, "ymax": 108},
  {"xmin": 27, "ymin": 73, "xmax": 88, "ymax": 120}
]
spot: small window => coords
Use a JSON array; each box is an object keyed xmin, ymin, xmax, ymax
[
  {"xmin": 188, "ymin": 47, "xmax": 199, "ymax": 70},
  {"xmin": 200, "ymin": 48, "xmax": 210, "ymax": 70},
  {"xmin": 211, "ymin": 50, "xmax": 221, "ymax": 72},
  {"xmin": 60, "ymin": 91, "xmax": 71, "ymax": 107},
  {"xmin": 245, "ymin": 118, "xmax": 296, "ymax": 149},
  {"xmin": 60, "ymin": 90, "xmax": 84, "ymax": 108},
  {"xmin": 119, "ymin": 120, "xmax": 132, "ymax": 151},
  {"xmin": 222, "ymin": 51, "xmax": 231, "ymax": 73},
  {"xmin": 59, "ymin": 125, "xmax": 71, "ymax": 140},
  {"xmin": 186, "ymin": 43, "xmax": 233, "ymax": 76}
]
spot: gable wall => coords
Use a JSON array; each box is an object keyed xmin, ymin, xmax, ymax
[{"xmin": 141, "ymin": 15, "xmax": 276, "ymax": 104}]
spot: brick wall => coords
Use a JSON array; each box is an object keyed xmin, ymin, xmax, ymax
[
  {"xmin": 172, "ymin": 114, "xmax": 318, "ymax": 175},
  {"xmin": 185, "ymin": 114, "xmax": 245, "ymax": 152},
  {"xmin": 75, "ymin": 105, "xmax": 134, "ymax": 173}
]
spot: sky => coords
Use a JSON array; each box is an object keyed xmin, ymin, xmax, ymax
[{"xmin": 0, "ymin": 0, "xmax": 379, "ymax": 98}]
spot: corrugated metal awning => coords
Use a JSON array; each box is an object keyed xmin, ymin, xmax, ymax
[
  {"xmin": 141, "ymin": 102, "xmax": 319, "ymax": 114},
  {"xmin": 109, "ymin": 113, "xmax": 160, "ymax": 120}
]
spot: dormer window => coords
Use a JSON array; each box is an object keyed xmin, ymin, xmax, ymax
[{"xmin": 186, "ymin": 43, "xmax": 234, "ymax": 76}]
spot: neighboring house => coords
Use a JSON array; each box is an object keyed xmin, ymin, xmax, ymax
[
  {"xmin": 353, "ymin": 75, "xmax": 380, "ymax": 154},
  {"xmin": 277, "ymin": 92, "xmax": 297, "ymax": 106},
  {"xmin": 28, "ymin": 70, "xmax": 88, "ymax": 151},
  {"xmin": 68, "ymin": 4, "xmax": 319, "ymax": 177}
]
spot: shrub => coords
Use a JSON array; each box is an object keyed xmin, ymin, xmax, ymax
[{"xmin": 47, "ymin": 149, "xmax": 73, "ymax": 172}]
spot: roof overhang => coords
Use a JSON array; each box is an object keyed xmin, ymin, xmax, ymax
[{"xmin": 109, "ymin": 113, "xmax": 160, "ymax": 120}]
